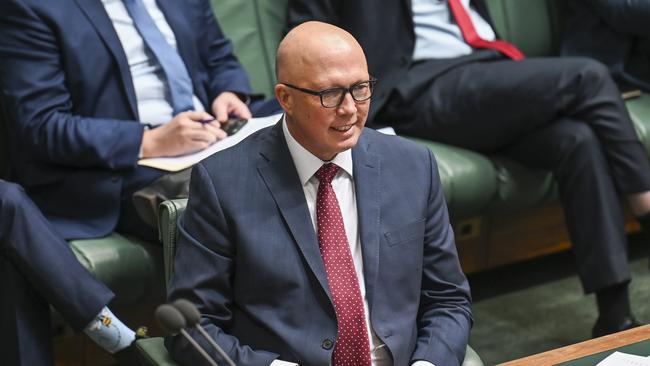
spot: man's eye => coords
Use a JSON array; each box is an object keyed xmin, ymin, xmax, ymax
[{"xmin": 323, "ymin": 90, "xmax": 343, "ymax": 98}]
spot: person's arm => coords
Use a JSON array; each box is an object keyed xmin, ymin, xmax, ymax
[
  {"xmin": 587, "ymin": 0, "xmax": 650, "ymax": 36},
  {"xmin": 165, "ymin": 163, "xmax": 279, "ymax": 366},
  {"xmin": 196, "ymin": 0, "xmax": 259, "ymax": 122},
  {"xmin": 0, "ymin": 0, "xmax": 144, "ymax": 170},
  {"xmin": 410, "ymin": 148, "xmax": 473, "ymax": 366}
]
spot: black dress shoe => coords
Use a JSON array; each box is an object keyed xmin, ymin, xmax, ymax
[
  {"xmin": 635, "ymin": 212, "xmax": 650, "ymax": 270},
  {"xmin": 114, "ymin": 326, "xmax": 149, "ymax": 366},
  {"xmin": 592, "ymin": 316, "xmax": 642, "ymax": 338}
]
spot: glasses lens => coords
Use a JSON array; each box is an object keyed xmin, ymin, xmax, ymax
[
  {"xmin": 321, "ymin": 88, "xmax": 346, "ymax": 108},
  {"xmin": 351, "ymin": 81, "xmax": 372, "ymax": 101}
]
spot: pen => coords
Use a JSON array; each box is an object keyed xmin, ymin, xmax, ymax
[{"xmin": 198, "ymin": 118, "xmax": 215, "ymax": 125}]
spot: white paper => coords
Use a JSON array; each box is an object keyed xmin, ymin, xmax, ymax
[
  {"xmin": 597, "ymin": 351, "xmax": 650, "ymax": 366},
  {"xmin": 138, "ymin": 114, "xmax": 282, "ymax": 172}
]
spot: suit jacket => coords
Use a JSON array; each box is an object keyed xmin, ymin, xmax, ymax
[
  {"xmin": 287, "ymin": 0, "xmax": 497, "ymax": 124},
  {"xmin": 561, "ymin": 0, "xmax": 650, "ymax": 92},
  {"xmin": 0, "ymin": 0, "xmax": 254, "ymax": 239},
  {"xmin": 166, "ymin": 122, "xmax": 472, "ymax": 366}
]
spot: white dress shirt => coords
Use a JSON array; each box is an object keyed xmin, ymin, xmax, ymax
[
  {"xmin": 101, "ymin": 0, "xmax": 204, "ymax": 126},
  {"xmin": 412, "ymin": 0, "xmax": 496, "ymax": 60},
  {"xmin": 271, "ymin": 118, "xmax": 434, "ymax": 366}
]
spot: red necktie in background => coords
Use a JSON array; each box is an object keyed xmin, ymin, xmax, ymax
[
  {"xmin": 316, "ymin": 163, "xmax": 371, "ymax": 366},
  {"xmin": 448, "ymin": 0, "xmax": 525, "ymax": 60}
]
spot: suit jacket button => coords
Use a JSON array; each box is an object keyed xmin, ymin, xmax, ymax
[{"xmin": 322, "ymin": 339, "xmax": 334, "ymax": 350}]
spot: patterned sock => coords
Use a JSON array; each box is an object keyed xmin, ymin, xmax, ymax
[{"xmin": 83, "ymin": 307, "xmax": 135, "ymax": 353}]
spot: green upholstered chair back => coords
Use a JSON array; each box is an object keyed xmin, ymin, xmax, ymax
[
  {"xmin": 486, "ymin": 0, "xmax": 565, "ymax": 57},
  {"xmin": 211, "ymin": 0, "xmax": 288, "ymax": 99},
  {"xmin": 158, "ymin": 198, "xmax": 188, "ymax": 286}
]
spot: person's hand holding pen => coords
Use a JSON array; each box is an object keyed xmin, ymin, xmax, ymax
[{"xmin": 140, "ymin": 110, "xmax": 226, "ymax": 158}]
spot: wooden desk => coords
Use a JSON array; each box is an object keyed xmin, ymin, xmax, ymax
[{"xmin": 497, "ymin": 324, "xmax": 650, "ymax": 366}]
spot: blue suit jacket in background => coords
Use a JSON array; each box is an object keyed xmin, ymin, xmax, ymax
[
  {"xmin": 167, "ymin": 122, "xmax": 473, "ymax": 366},
  {"xmin": 0, "ymin": 0, "xmax": 254, "ymax": 239},
  {"xmin": 561, "ymin": 0, "xmax": 650, "ymax": 92}
]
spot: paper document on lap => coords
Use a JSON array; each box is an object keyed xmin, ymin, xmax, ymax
[{"xmin": 138, "ymin": 114, "xmax": 282, "ymax": 172}]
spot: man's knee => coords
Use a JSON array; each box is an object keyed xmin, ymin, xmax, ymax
[
  {"xmin": 565, "ymin": 57, "xmax": 612, "ymax": 89},
  {"xmin": 556, "ymin": 122, "xmax": 603, "ymax": 160},
  {"xmin": 0, "ymin": 181, "xmax": 28, "ymax": 214}
]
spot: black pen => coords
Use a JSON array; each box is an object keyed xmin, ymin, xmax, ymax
[{"xmin": 198, "ymin": 118, "xmax": 215, "ymax": 125}]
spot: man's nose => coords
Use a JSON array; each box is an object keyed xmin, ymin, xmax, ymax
[{"xmin": 336, "ymin": 92, "xmax": 357, "ymax": 114}]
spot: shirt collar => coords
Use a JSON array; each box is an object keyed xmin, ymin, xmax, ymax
[{"xmin": 282, "ymin": 115, "xmax": 353, "ymax": 186}]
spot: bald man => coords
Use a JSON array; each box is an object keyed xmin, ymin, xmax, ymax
[{"xmin": 166, "ymin": 22, "xmax": 472, "ymax": 366}]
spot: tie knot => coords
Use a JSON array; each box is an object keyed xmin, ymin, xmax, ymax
[{"xmin": 315, "ymin": 163, "xmax": 339, "ymax": 185}]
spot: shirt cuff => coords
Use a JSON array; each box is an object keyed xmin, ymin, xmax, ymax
[{"xmin": 270, "ymin": 360, "xmax": 299, "ymax": 366}]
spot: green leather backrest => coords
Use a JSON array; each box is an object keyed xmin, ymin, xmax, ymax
[
  {"xmin": 486, "ymin": 0, "xmax": 564, "ymax": 57},
  {"xmin": 211, "ymin": 0, "xmax": 288, "ymax": 98},
  {"xmin": 159, "ymin": 199, "xmax": 188, "ymax": 286}
]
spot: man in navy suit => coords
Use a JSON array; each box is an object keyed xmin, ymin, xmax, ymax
[
  {"xmin": 0, "ymin": 0, "xmax": 278, "ymax": 242},
  {"xmin": 167, "ymin": 22, "xmax": 472, "ymax": 366},
  {"xmin": 288, "ymin": 0, "xmax": 650, "ymax": 337}
]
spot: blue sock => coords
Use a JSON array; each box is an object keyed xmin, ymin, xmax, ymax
[{"xmin": 83, "ymin": 307, "xmax": 135, "ymax": 353}]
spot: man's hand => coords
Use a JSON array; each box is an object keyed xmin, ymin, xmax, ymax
[
  {"xmin": 140, "ymin": 111, "xmax": 227, "ymax": 158},
  {"xmin": 211, "ymin": 91, "xmax": 252, "ymax": 123}
]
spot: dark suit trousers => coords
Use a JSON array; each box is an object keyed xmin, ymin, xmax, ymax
[
  {"xmin": 381, "ymin": 56, "xmax": 650, "ymax": 293},
  {"xmin": 0, "ymin": 181, "xmax": 114, "ymax": 365}
]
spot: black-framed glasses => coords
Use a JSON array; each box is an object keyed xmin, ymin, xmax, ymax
[{"xmin": 282, "ymin": 79, "xmax": 377, "ymax": 108}]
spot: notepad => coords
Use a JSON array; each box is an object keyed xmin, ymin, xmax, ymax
[{"xmin": 138, "ymin": 114, "xmax": 282, "ymax": 172}]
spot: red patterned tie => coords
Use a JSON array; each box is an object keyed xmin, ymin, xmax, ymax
[
  {"xmin": 448, "ymin": 0, "xmax": 525, "ymax": 60},
  {"xmin": 315, "ymin": 163, "xmax": 371, "ymax": 366}
]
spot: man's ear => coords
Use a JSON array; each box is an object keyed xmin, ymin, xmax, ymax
[{"xmin": 275, "ymin": 84, "xmax": 292, "ymax": 114}]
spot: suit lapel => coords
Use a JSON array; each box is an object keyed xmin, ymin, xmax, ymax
[
  {"xmin": 257, "ymin": 122, "xmax": 333, "ymax": 303},
  {"xmin": 73, "ymin": 0, "xmax": 138, "ymax": 118},
  {"xmin": 352, "ymin": 132, "xmax": 381, "ymax": 308}
]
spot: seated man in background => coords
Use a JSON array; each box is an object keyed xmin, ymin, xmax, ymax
[
  {"xmin": 562, "ymin": 0, "xmax": 650, "ymax": 94},
  {"xmin": 288, "ymin": 0, "xmax": 650, "ymax": 337},
  {"xmin": 166, "ymin": 21, "xmax": 472, "ymax": 366},
  {"xmin": 0, "ymin": 0, "xmax": 279, "ymax": 243},
  {"xmin": 0, "ymin": 180, "xmax": 142, "ymax": 365}
]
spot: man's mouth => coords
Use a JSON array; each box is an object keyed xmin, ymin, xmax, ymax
[{"xmin": 331, "ymin": 123, "xmax": 355, "ymax": 132}]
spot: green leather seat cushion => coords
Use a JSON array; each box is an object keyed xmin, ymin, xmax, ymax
[
  {"xmin": 69, "ymin": 233, "xmax": 162, "ymax": 305},
  {"xmin": 627, "ymin": 95, "xmax": 650, "ymax": 156}
]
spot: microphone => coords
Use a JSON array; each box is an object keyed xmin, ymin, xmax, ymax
[
  {"xmin": 155, "ymin": 304, "xmax": 219, "ymax": 366},
  {"xmin": 173, "ymin": 299, "xmax": 237, "ymax": 366}
]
